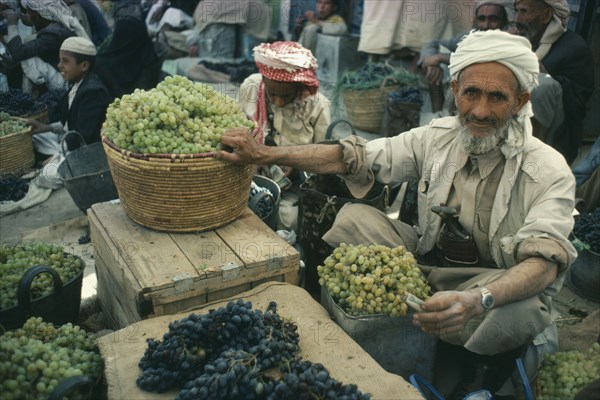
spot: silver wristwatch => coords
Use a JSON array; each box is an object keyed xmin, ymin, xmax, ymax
[{"xmin": 480, "ymin": 287, "xmax": 494, "ymax": 311}]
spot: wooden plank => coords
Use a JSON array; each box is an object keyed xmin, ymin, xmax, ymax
[
  {"xmin": 90, "ymin": 202, "xmax": 199, "ymax": 292},
  {"xmin": 206, "ymin": 283, "xmax": 253, "ymax": 304},
  {"xmin": 251, "ymin": 275, "xmax": 284, "ymax": 288},
  {"xmin": 95, "ymin": 256, "xmax": 139, "ymax": 329},
  {"xmin": 215, "ymin": 208, "xmax": 299, "ymax": 270},
  {"xmin": 89, "ymin": 209, "xmax": 141, "ymax": 294},
  {"xmin": 95, "ymin": 252, "xmax": 141, "ymax": 325},
  {"xmin": 146, "ymin": 261, "xmax": 299, "ymax": 305},
  {"xmin": 171, "ymin": 230, "xmax": 242, "ymax": 279}
]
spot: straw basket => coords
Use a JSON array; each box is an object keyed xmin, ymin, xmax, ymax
[
  {"xmin": 342, "ymin": 80, "xmax": 398, "ymax": 134},
  {"xmin": 102, "ymin": 136, "xmax": 254, "ymax": 232},
  {"xmin": 0, "ymin": 126, "xmax": 35, "ymax": 176}
]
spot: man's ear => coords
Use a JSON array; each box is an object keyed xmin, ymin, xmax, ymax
[
  {"xmin": 451, "ymin": 79, "xmax": 459, "ymax": 98},
  {"xmin": 513, "ymin": 91, "xmax": 531, "ymax": 115},
  {"xmin": 542, "ymin": 6, "xmax": 554, "ymax": 25}
]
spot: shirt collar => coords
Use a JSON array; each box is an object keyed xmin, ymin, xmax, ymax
[{"xmin": 469, "ymin": 147, "xmax": 504, "ymax": 179}]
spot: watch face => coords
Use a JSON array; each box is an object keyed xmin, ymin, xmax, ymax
[{"xmin": 483, "ymin": 296, "xmax": 494, "ymax": 309}]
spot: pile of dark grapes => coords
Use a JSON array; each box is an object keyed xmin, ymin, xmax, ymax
[
  {"xmin": 37, "ymin": 89, "xmax": 67, "ymax": 123},
  {"xmin": 572, "ymin": 208, "xmax": 600, "ymax": 254},
  {"xmin": 389, "ymin": 87, "xmax": 423, "ymax": 105},
  {"xmin": 0, "ymin": 175, "xmax": 29, "ymax": 202},
  {"xmin": 138, "ymin": 300, "xmax": 370, "ymax": 399},
  {"xmin": 248, "ymin": 182, "xmax": 275, "ymax": 220},
  {"xmin": 0, "ymin": 89, "xmax": 46, "ymax": 116}
]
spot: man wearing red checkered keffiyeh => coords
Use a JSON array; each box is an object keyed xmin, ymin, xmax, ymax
[{"xmin": 238, "ymin": 41, "xmax": 330, "ymax": 147}]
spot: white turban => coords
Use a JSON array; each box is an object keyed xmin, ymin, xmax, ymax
[
  {"xmin": 61, "ymin": 37, "xmax": 97, "ymax": 56},
  {"xmin": 22, "ymin": 0, "xmax": 90, "ymax": 40},
  {"xmin": 449, "ymin": 30, "xmax": 540, "ymax": 158}
]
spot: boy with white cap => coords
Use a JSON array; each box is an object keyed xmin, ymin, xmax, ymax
[{"xmin": 28, "ymin": 36, "xmax": 111, "ymax": 155}]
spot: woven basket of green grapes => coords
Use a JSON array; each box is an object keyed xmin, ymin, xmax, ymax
[
  {"xmin": 102, "ymin": 76, "xmax": 255, "ymax": 232},
  {"xmin": 0, "ymin": 112, "xmax": 35, "ymax": 176}
]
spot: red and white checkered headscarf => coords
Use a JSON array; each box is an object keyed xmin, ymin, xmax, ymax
[
  {"xmin": 253, "ymin": 41, "xmax": 320, "ymax": 143},
  {"xmin": 254, "ymin": 41, "xmax": 320, "ymax": 93}
]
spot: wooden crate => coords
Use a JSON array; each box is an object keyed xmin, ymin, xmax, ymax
[{"xmin": 89, "ymin": 201, "xmax": 300, "ymax": 329}]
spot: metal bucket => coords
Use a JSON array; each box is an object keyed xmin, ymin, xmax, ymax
[
  {"xmin": 58, "ymin": 132, "xmax": 119, "ymax": 213},
  {"xmin": 566, "ymin": 248, "xmax": 600, "ymax": 302},
  {"xmin": 321, "ymin": 286, "xmax": 437, "ymax": 381}
]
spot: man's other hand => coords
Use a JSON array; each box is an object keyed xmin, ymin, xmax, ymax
[{"xmin": 412, "ymin": 289, "xmax": 483, "ymax": 335}]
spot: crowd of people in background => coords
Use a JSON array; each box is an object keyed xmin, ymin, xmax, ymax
[
  {"xmin": 0, "ymin": 1, "xmax": 598, "ymax": 398},
  {"xmin": 0, "ymin": 0, "xmax": 596, "ymax": 199}
]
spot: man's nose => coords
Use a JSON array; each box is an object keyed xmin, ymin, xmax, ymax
[
  {"xmin": 471, "ymin": 98, "xmax": 492, "ymax": 120},
  {"xmin": 272, "ymin": 96, "xmax": 286, "ymax": 108}
]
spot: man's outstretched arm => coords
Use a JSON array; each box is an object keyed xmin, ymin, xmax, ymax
[{"xmin": 217, "ymin": 128, "xmax": 347, "ymax": 176}]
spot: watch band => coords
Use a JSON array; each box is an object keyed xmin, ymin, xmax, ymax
[{"xmin": 480, "ymin": 287, "xmax": 494, "ymax": 310}]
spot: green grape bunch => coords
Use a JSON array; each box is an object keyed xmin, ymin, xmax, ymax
[
  {"xmin": 538, "ymin": 343, "xmax": 600, "ymax": 400},
  {"xmin": 102, "ymin": 75, "xmax": 254, "ymax": 154},
  {"xmin": 0, "ymin": 317, "xmax": 104, "ymax": 400},
  {"xmin": 317, "ymin": 243, "xmax": 430, "ymax": 317},
  {"xmin": 0, "ymin": 111, "xmax": 28, "ymax": 137},
  {"xmin": 0, "ymin": 243, "xmax": 85, "ymax": 311}
]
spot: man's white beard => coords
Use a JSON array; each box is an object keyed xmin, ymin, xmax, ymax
[{"xmin": 459, "ymin": 117, "xmax": 510, "ymax": 155}]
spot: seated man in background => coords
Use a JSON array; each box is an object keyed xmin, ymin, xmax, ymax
[
  {"xmin": 238, "ymin": 41, "xmax": 330, "ymax": 148},
  {"xmin": 418, "ymin": 0, "xmax": 514, "ymax": 113},
  {"xmin": 238, "ymin": 41, "xmax": 331, "ymax": 230},
  {"xmin": 63, "ymin": 0, "xmax": 111, "ymax": 47},
  {"xmin": 514, "ymin": 0, "xmax": 594, "ymax": 164},
  {"xmin": 2, "ymin": 0, "xmax": 89, "ymax": 92},
  {"xmin": 296, "ymin": 0, "xmax": 347, "ymax": 56},
  {"xmin": 219, "ymin": 30, "xmax": 576, "ymax": 398}
]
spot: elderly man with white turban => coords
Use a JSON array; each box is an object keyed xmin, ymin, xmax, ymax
[
  {"xmin": 514, "ymin": 0, "xmax": 594, "ymax": 164},
  {"xmin": 219, "ymin": 30, "xmax": 576, "ymax": 397}
]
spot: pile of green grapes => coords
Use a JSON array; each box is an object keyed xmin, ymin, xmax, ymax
[
  {"xmin": 317, "ymin": 243, "xmax": 430, "ymax": 317},
  {"xmin": 0, "ymin": 243, "xmax": 84, "ymax": 310},
  {"xmin": 102, "ymin": 75, "xmax": 254, "ymax": 154},
  {"xmin": 0, "ymin": 111, "xmax": 28, "ymax": 137},
  {"xmin": 0, "ymin": 317, "xmax": 103, "ymax": 400},
  {"xmin": 538, "ymin": 343, "xmax": 600, "ymax": 400}
]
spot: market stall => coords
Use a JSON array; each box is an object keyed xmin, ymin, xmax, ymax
[{"xmin": 98, "ymin": 281, "xmax": 424, "ymax": 400}]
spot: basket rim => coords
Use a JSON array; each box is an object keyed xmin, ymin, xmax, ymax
[
  {"xmin": 0, "ymin": 126, "xmax": 33, "ymax": 140},
  {"xmin": 102, "ymin": 134, "xmax": 222, "ymax": 161}
]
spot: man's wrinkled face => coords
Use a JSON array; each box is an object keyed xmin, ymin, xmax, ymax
[
  {"xmin": 515, "ymin": 0, "xmax": 553, "ymax": 45},
  {"xmin": 452, "ymin": 62, "xmax": 530, "ymax": 154}
]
